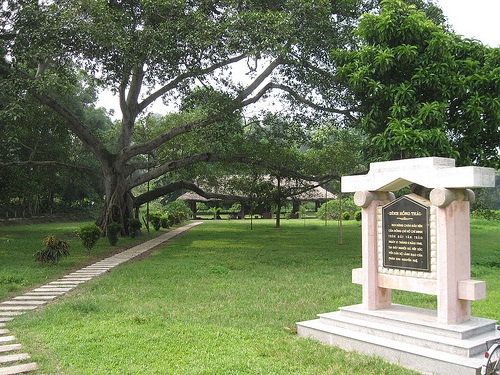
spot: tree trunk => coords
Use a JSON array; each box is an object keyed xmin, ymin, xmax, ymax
[
  {"xmin": 275, "ymin": 176, "xmax": 282, "ymax": 228},
  {"xmin": 275, "ymin": 199, "xmax": 282, "ymax": 228},
  {"xmin": 96, "ymin": 173, "xmax": 135, "ymax": 235},
  {"xmin": 292, "ymin": 199, "xmax": 300, "ymax": 218}
]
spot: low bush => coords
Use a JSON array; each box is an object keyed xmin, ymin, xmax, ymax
[
  {"xmin": 34, "ymin": 235, "xmax": 70, "ymax": 265},
  {"xmin": 149, "ymin": 213, "xmax": 162, "ymax": 231},
  {"xmin": 471, "ymin": 209, "xmax": 500, "ymax": 221},
  {"xmin": 355, "ymin": 210, "xmax": 362, "ymax": 221},
  {"xmin": 165, "ymin": 200, "xmax": 192, "ymax": 224},
  {"xmin": 160, "ymin": 216, "xmax": 169, "ymax": 229},
  {"xmin": 78, "ymin": 224, "xmax": 102, "ymax": 254},
  {"xmin": 107, "ymin": 222, "xmax": 121, "ymax": 246},
  {"xmin": 316, "ymin": 197, "xmax": 357, "ymax": 221},
  {"xmin": 127, "ymin": 218, "xmax": 142, "ymax": 238}
]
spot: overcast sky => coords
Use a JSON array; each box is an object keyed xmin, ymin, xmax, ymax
[{"xmin": 436, "ymin": 0, "xmax": 500, "ymax": 47}]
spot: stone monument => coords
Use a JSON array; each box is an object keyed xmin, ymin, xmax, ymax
[{"xmin": 297, "ymin": 157, "xmax": 500, "ymax": 375}]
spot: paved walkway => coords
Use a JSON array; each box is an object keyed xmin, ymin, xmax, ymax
[{"xmin": 0, "ymin": 221, "xmax": 202, "ymax": 375}]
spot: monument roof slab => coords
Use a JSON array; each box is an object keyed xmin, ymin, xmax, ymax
[{"xmin": 341, "ymin": 157, "xmax": 496, "ymax": 192}]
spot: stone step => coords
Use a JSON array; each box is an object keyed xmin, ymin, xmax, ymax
[
  {"xmin": 335, "ymin": 304, "xmax": 497, "ymax": 340},
  {"xmin": 297, "ymin": 318, "xmax": 484, "ymax": 375},
  {"xmin": 0, "ymin": 319, "xmax": 14, "ymax": 323},
  {"xmin": 93, "ymin": 263, "xmax": 121, "ymax": 267},
  {"xmin": 23, "ymin": 291, "xmax": 65, "ymax": 296},
  {"xmin": 0, "ymin": 362, "xmax": 39, "ymax": 375},
  {"xmin": 49, "ymin": 280, "xmax": 85, "ymax": 285},
  {"xmin": 32, "ymin": 287, "xmax": 73, "ymax": 293},
  {"xmin": 297, "ymin": 303, "xmax": 500, "ymax": 375},
  {"xmin": 0, "ymin": 306, "xmax": 38, "ymax": 312},
  {"xmin": 13, "ymin": 296, "xmax": 57, "ymax": 301},
  {"xmin": 0, "ymin": 324, "xmax": 5, "ymax": 328},
  {"xmin": 0, "ymin": 353, "xmax": 30, "ymax": 364},
  {"xmin": 0, "ymin": 313, "xmax": 23, "ymax": 318},
  {"xmin": 0, "ymin": 329, "xmax": 9, "ymax": 335},
  {"xmin": 0, "ymin": 337, "xmax": 15, "ymax": 344},
  {"xmin": 1, "ymin": 301, "xmax": 46, "ymax": 306},
  {"xmin": 65, "ymin": 274, "xmax": 101, "ymax": 278},
  {"xmin": 0, "ymin": 345, "xmax": 22, "ymax": 354},
  {"xmin": 317, "ymin": 310, "xmax": 495, "ymax": 358}
]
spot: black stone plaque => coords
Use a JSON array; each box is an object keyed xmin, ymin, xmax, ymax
[{"xmin": 382, "ymin": 195, "xmax": 430, "ymax": 272}]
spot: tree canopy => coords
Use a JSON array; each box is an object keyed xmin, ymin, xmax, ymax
[
  {"xmin": 5, "ymin": 0, "xmax": 496, "ymax": 229},
  {"xmin": 1, "ymin": 0, "xmax": 376, "ymax": 229},
  {"xmin": 335, "ymin": 0, "xmax": 500, "ymax": 167}
]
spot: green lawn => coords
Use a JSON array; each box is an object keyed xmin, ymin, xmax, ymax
[
  {"xmin": 3, "ymin": 218, "xmax": 499, "ymax": 374},
  {"xmin": 0, "ymin": 221, "xmax": 166, "ymax": 301}
]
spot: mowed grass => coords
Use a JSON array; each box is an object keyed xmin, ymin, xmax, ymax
[
  {"xmin": 4, "ymin": 218, "xmax": 500, "ymax": 374},
  {"xmin": 0, "ymin": 221, "xmax": 167, "ymax": 301}
]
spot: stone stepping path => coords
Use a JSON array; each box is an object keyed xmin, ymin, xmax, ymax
[{"xmin": 0, "ymin": 222, "xmax": 201, "ymax": 374}]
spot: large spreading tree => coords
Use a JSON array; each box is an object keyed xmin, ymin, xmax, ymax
[{"xmin": 1, "ymin": 0, "xmax": 381, "ymax": 230}]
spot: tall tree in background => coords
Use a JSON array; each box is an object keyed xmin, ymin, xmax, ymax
[
  {"xmin": 0, "ymin": 72, "xmax": 110, "ymax": 217},
  {"xmin": 335, "ymin": 0, "xmax": 500, "ymax": 167},
  {"xmin": 1, "ymin": 0, "xmax": 379, "ymax": 231}
]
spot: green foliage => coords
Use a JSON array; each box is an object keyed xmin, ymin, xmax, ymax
[
  {"xmin": 0, "ymin": 72, "xmax": 107, "ymax": 218},
  {"xmin": 160, "ymin": 216, "xmax": 169, "ymax": 229},
  {"xmin": 127, "ymin": 218, "xmax": 142, "ymax": 238},
  {"xmin": 2, "ymin": 0, "xmax": 383, "ymax": 233},
  {"xmin": 355, "ymin": 210, "xmax": 362, "ymax": 222},
  {"xmin": 316, "ymin": 198, "xmax": 358, "ymax": 221},
  {"xmin": 166, "ymin": 214, "xmax": 177, "ymax": 227},
  {"xmin": 342, "ymin": 212, "xmax": 351, "ymax": 221},
  {"xmin": 208, "ymin": 206, "xmax": 222, "ymax": 220},
  {"xmin": 77, "ymin": 224, "xmax": 102, "ymax": 254},
  {"xmin": 196, "ymin": 202, "xmax": 208, "ymax": 212},
  {"xmin": 106, "ymin": 222, "xmax": 121, "ymax": 246},
  {"xmin": 336, "ymin": 0, "xmax": 500, "ymax": 167},
  {"xmin": 165, "ymin": 200, "xmax": 192, "ymax": 224},
  {"xmin": 228, "ymin": 203, "xmax": 241, "ymax": 213},
  {"xmin": 34, "ymin": 235, "xmax": 70, "ymax": 265},
  {"xmin": 471, "ymin": 209, "xmax": 500, "ymax": 221},
  {"xmin": 304, "ymin": 125, "xmax": 367, "ymax": 179},
  {"xmin": 149, "ymin": 213, "xmax": 162, "ymax": 231}
]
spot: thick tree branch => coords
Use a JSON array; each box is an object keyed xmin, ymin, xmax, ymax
[
  {"xmin": 235, "ymin": 55, "xmax": 284, "ymax": 104},
  {"xmin": 126, "ymin": 151, "xmax": 337, "ymax": 191},
  {"xmin": 0, "ymin": 32, "xmax": 17, "ymax": 40},
  {"xmin": 125, "ymin": 152, "xmax": 220, "ymax": 190},
  {"xmin": 133, "ymin": 178, "xmax": 335, "ymax": 208},
  {"xmin": 138, "ymin": 53, "xmax": 247, "ymax": 112},
  {"xmin": 240, "ymin": 81, "xmax": 275, "ymax": 107},
  {"xmin": 117, "ymin": 114, "xmax": 222, "ymax": 165},
  {"xmin": 117, "ymin": 64, "xmax": 145, "ymax": 150},
  {"xmin": 133, "ymin": 180, "xmax": 249, "ymax": 207},
  {"xmin": 30, "ymin": 90, "xmax": 114, "ymax": 168},
  {"xmin": 121, "ymin": 55, "xmax": 285, "ymax": 164},
  {"xmin": 239, "ymin": 79, "xmax": 357, "ymax": 120},
  {"xmin": 11, "ymin": 66, "xmax": 113, "ymax": 169}
]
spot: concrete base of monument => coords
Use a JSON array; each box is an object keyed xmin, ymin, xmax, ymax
[{"xmin": 297, "ymin": 304, "xmax": 500, "ymax": 375}]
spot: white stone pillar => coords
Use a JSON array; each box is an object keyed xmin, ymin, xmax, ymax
[
  {"xmin": 354, "ymin": 190, "xmax": 394, "ymax": 310},
  {"xmin": 430, "ymin": 188, "xmax": 474, "ymax": 324}
]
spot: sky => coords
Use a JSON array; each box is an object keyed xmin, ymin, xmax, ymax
[{"xmin": 436, "ymin": 0, "xmax": 500, "ymax": 47}]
